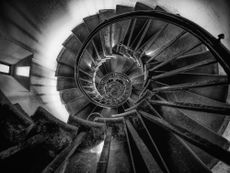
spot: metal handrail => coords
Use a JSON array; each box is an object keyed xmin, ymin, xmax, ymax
[{"xmin": 75, "ymin": 10, "xmax": 230, "ymax": 122}]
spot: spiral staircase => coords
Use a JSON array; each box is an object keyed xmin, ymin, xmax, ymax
[{"xmin": 1, "ymin": 1, "xmax": 230, "ymax": 173}]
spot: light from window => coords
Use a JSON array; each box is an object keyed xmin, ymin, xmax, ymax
[
  {"xmin": 90, "ymin": 141, "xmax": 104, "ymax": 156},
  {"xmin": 16, "ymin": 66, "xmax": 30, "ymax": 77},
  {"xmin": 0, "ymin": 63, "xmax": 10, "ymax": 74}
]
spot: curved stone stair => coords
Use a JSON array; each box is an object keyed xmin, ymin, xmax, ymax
[{"xmin": 53, "ymin": 2, "xmax": 230, "ymax": 172}]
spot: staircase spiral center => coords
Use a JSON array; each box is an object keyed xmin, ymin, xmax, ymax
[
  {"xmin": 105, "ymin": 80, "xmax": 124, "ymax": 98},
  {"xmin": 97, "ymin": 72, "xmax": 132, "ymax": 107}
]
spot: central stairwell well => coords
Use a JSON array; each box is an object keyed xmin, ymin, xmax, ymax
[
  {"xmin": 1, "ymin": 2, "xmax": 230, "ymax": 173},
  {"xmin": 54, "ymin": 2, "xmax": 230, "ymax": 172}
]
